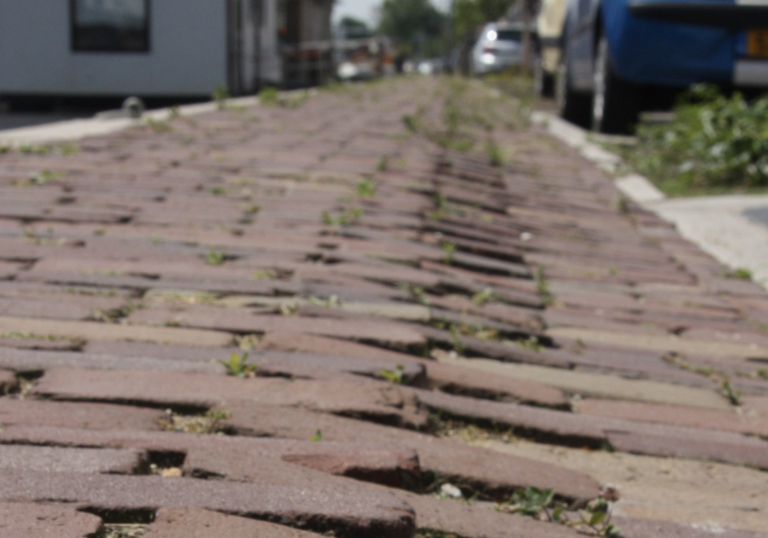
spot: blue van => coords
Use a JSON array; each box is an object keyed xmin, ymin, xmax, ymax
[{"xmin": 557, "ymin": 0, "xmax": 768, "ymax": 133}]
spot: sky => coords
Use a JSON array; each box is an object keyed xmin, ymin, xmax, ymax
[{"xmin": 332, "ymin": 0, "xmax": 452, "ymax": 25}]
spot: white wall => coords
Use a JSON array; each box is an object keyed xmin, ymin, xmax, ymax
[{"xmin": 0, "ymin": 0, "xmax": 228, "ymax": 97}]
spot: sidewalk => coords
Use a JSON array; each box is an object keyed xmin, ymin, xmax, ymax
[{"xmin": 1, "ymin": 78, "xmax": 767, "ymax": 538}]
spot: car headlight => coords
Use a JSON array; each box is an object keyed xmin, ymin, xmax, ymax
[
  {"xmin": 338, "ymin": 62, "xmax": 357, "ymax": 78},
  {"xmin": 481, "ymin": 53, "xmax": 496, "ymax": 64}
]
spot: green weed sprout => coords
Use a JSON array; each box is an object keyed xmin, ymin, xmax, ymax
[
  {"xmin": 380, "ymin": 365, "xmax": 405, "ymax": 385},
  {"xmin": 220, "ymin": 352, "xmax": 257, "ymax": 378}
]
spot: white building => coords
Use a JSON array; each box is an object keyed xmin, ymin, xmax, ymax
[{"xmin": 0, "ymin": 0, "xmax": 333, "ymax": 102}]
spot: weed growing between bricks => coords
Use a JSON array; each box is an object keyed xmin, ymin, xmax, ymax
[
  {"xmin": 7, "ymin": 371, "xmax": 44, "ymax": 399},
  {"xmin": 427, "ymin": 409, "xmax": 605, "ymax": 451},
  {"xmin": 495, "ymin": 488, "xmax": 621, "ymax": 537},
  {"xmin": 662, "ymin": 352, "xmax": 745, "ymax": 406},
  {"xmin": 157, "ymin": 408, "xmax": 234, "ymax": 435},
  {"xmin": 82, "ymin": 509, "xmax": 155, "ymax": 538}
]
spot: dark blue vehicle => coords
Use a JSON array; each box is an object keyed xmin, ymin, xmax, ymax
[{"xmin": 557, "ymin": 0, "xmax": 768, "ymax": 133}]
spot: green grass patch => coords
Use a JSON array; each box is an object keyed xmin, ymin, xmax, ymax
[{"xmin": 627, "ymin": 85, "xmax": 768, "ymax": 196}]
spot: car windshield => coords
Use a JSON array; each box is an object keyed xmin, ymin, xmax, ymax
[{"xmin": 496, "ymin": 29, "xmax": 522, "ymax": 41}]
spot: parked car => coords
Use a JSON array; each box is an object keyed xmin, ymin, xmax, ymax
[
  {"xmin": 470, "ymin": 23, "xmax": 525, "ymax": 76},
  {"xmin": 557, "ymin": 0, "xmax": 768, "ymax": 134},
  {"xmin": 533, "ymin": 0, "xmax": 568, "ymax": 97}
]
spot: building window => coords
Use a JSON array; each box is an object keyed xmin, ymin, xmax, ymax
[{"xmin": 71, "ymin": 0, "xmax": 150, "ymax": 53}]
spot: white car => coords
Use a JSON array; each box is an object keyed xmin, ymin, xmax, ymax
[{"xmin": 470, "ymin": 23, "xmax": 524, "ymax": 76}]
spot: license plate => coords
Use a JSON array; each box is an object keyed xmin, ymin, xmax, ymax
[{"xmin": 747, "ymin": 30, "xmax": 768, "ymax": 58}]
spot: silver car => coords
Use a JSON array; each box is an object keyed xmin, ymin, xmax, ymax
[{"xmin": 470, "ymin": 23, "xmax": 524, "ymax": 76}]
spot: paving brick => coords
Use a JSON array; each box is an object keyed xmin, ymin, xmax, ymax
[
  {"xmin": 426, "ymin": 355, "xmax": 567, "ymax": 407},
  {"xmin": 417, "ymin": 325, "xmax": 569, "ymax": 368},
  {"xmin": 415, "ymin": 389, "xmax": 768, "ymax": 469},
  {"xmin": 130, "ymin": 307, "xmax": 426, "ymax": 346},
  {"xmin": 548, "ymin": 327, "xmax": 768, "ymax": 360},
  {"xmin": 0, "ymin": 316, "xmax": 233, "ymax": 347},
  {"xmin": 0, "ymin": 369, "xmax": 16, "ymax": 394},
  {"xmin": 0, "ymin": 398, "xmax": 165, "ymax": 430},
  {"xmin": 0, "ymin": 346, "xmax": 223, "ymax": 375},
  {"xmin": 393, "ymin": 491, "xmax": 580, "ymax": 538},
  {"xmin": 259, "ymin": 331, "xmax": 418, "ymax": 362},
  {"xmin": 144, "ymin": 508, "xmax": 325, "ymax": 538},
  {"xmin": 0, "ymin": 470, "xmax": 415, "ymax": 538},
  {"xmin": 33, "ymin": 368, "xmax": 422, "ymax": 426},
  {"xmin": 0, "ymin": 502, "xmax": 102, "ymax": 538},
  {"xmin": 220, "ymin": 401, "xmax": 599, "ymax": 501},
  {"xmin": 577, "ymin": 399, "xmax": 768, "ymax": 437},
  {"xmin": 434, "ymin": 355, "xmax": 731, "ymax": 410},
  {"xmin": 0, "ymin": 445, "xmax": 145, "ymax": 474},
  {"xmin": 0, "ymin": 425, "xmax": 421, "ymax": 488},
  {"xmin": 259, "ymin": 332, "xmax": 565, "ymax": 405}
]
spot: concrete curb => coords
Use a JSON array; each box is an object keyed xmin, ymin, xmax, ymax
[
  {"xmin": 0, "ymin": 95, "xmax": 260, "ymax": 147},
  {"xmin": 532, "ymin": 111, "xmax": 666, "ymax": 206}
]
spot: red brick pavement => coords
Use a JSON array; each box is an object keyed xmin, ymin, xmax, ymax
[{"xmin": 0, "ymin": 79, "xmax": 766, "ymax": 537}]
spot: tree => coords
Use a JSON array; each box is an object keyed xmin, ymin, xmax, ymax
[
  {"xmin": 339, "ymin": 16, "xmax": 372, "ymax": 39},
  {"xmin": 377, "ymin": 0, "xmax": 447, "ymax": 57},
  {"xmin": 454, "ymin": 0, "xmax": 514, "ymax": 38}
]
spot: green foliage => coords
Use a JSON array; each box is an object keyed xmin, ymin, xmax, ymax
[
  {"xmin": 245, "ymin": 204, "xmax": 261, "ymax": 215},
  {"xmin": 728, "ymin": 267, "xmax": 753, "ymax": 280},
  {"xmin": 29, "ymin": 169, "xmax": 57, "ymax": 185},
  {"xmin": 58, "ymin": 143, "xmax": 79, "ymax": 156},
  {"xmin": 356, "ymin": 177, "xmax": 377, "ymax": 197},
  {"xmin": 721, "ymin": 375, "xmax": 742, "ymax": 406},
  {"xmin": 377, "ymin": 155, "xmax": 389, "ymax": 172},
  {"xmin": 322, "ymin": 207, "xmax": 363, "ymax": 226},
  {"xmin": 441, "ymin": 242, "xmax": 456, "ymax": 264},
  {"xmin": 536, "ymin": 267, "xmax": 554, "ymax": 307},
  {"xmin": 259, "ymin": 87, "xmax": 280, "ymax": 107},
  {"xmin": 516, "ymin": 336, "xmax": 543, "ymax": 352},
  {"xmin": 510, "ymin": 487, "xmax": 555, "ymax": 518},
  {"xmin": 310, "ymin": 429, "xmax": 323, "ymax": 442},
  {"xmin": 210, "ymin": 186, "xmax": 226, "ymax": 195},
  {"xmin": 339, "ymin": 16, "xmax": 372, "ymax": 39},
  {"xmin": 213, "ymin": 85, "xmax": 230, "ymax": 110},
  {"xmin": 205, "ymin": 248, "xmax": 226, "ymax": 266},
  {"xmin": 449, "ymin": 325, "xmax": 466, "ymax": 354},
  {"xmin": 662, "ymin": 354, "xmax": 743, "ymax": 406},
  {"xmin": 380, "ymin": 364, "xmax": 406, "ymax": 385},
  {"xmin": 444, "ymin": 103, "xmax": 461, "ymax": 135},
  {"xmin": 630, "ymin": 85, "xmax": 768, "ymax": 195},
  {"xmin": 486, "ymin": 139, "xmax": 503, "ymax": 167},
  {"xmin": 377, "ymin": 0, "xmax": 447, "ymax": 57},
  {"xmin": 19, "ymin": 144, "xmax": 52, "ymax": 155},
  {"xmin": 145, "ymin": 117, "xmax": 172, "ymax": 133},
  {"xmin": 472, "ymin": 288, "xmax": 496, "ymax": 306},
  {"xmin": 497, "ymin": 489, "xmax": 620, "ymax": 537},
  {"xmin": 308, "ymin": 294, "xmax": 341, "ymax": 308},
  {"xmin": 252, "ymin": 270, "xmax": 276, "ymax": 280},
  {"xmin": 219, "ymin": 352, "xmax": 257, "ymax": 378},
  {"xmin": 403, "ymin": 114, "xmax": 419, "ymax": 133},
  {"xmin": 454, "ymin": 0, "xmax": 513, "ymax": 38}
]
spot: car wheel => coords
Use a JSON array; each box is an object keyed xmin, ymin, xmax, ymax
[
  {"xmin": 592, "ymin": 36, "xmax": 640, "ymax": 134},
  {"xmin": 533, "ymin": 48, "xmax": 554, "ymax": 97},
  {"xmin": 555, "ymin": 47, "xmax": 591, "ymax": 127}
]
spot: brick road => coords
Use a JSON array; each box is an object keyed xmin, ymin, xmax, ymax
[{"xmin": 0, "ymin": 78, "xmax": 767, "ymax": 538}]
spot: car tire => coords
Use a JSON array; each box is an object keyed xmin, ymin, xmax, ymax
[
  {"xmin": 533, "ymin": 48, "xmax": 554, "ymax": 97},
  {"xmin": 592, "ymin": 36, "xmax": 640, "ymax": 134},
  {"xmin": 555, "ymin": 46, "xmax": 591, "ymax": 127}
]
